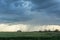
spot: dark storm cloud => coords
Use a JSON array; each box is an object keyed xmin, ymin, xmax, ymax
[
  {"xmin": 22, "ymin": 0, "xmax": 60, "ymax": 25},
  {"xmin": 29, "ymin": 0, "xmax": 60, "ymax": 17},
  {"xmin": 0, "ymin": 0, "xmax": 32, "ymax": 23},
  {"xmin": 0, "ymin": 0, "xmax": 60, "ymax": 25}
]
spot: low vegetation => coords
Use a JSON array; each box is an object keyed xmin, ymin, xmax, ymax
[
  {"xmin": 0, "ymin": 29, "xmax": 59, "ymax": 40},
  {"xmin": 0, "ymin": 32, "xmax": 59, "ymax": 40}
]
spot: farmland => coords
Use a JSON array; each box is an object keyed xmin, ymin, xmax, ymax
[{"xmin": 0, "ymin": 32, "xmax": 60, "ymax": 40}]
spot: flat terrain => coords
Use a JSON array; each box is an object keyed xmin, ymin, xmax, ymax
[
  {"xmin": 0, "ymin": 32, "xmax": 60, "ymax": 40},
  {"xmin": 0, "ymin": 32, "xmax": 59, "ymax": 37}
]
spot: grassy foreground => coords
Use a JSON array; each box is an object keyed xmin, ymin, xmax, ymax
[{"xmin": 0, "ymin": 32, "xmax": 60, "ymax": 40}]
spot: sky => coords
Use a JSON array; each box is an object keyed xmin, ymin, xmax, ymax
[{"xmin": 0, "ymin": 0, "xmax": 60, "ymax": 32}]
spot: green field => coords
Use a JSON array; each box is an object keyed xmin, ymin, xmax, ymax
[{"xmin": 0, "ymin": 32, "xmax": 60, "ymax": 40}]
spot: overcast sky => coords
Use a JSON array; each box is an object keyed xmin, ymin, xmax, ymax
[{"xmin": 0, "ymin": 0, "xmax": 60, "ymax": 32}]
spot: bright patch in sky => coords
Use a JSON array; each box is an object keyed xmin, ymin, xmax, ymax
[{"xmin": 0, "ymin": 24, "xmax": 60, "ymax": 32}]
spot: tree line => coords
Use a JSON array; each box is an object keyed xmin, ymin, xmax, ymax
[{"xmin": 17, "ymin": 29, "xmax": 59, "ymax": 32}]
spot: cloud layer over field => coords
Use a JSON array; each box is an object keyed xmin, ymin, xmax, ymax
[
  {"xmin": 0, "ymin": 24, "xmax": 60, "ymax": 32},
  {"xmin": 0, "ymin": 0, "xmax": 60, "ymax": 31}
]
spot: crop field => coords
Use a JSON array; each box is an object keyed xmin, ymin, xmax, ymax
[{"xmin": 0, "ymin": 32, "xmax": 60, "ymax": 40}]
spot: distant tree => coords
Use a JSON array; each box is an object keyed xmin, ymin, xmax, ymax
[
  {"xmin": 54, "ymin": 29, "xmax": 59, "ymax": 32},
  {"xmin": 33, "ymin": 31, "xmax": 39, "ymax": 32},
  {"xmin": 17, "ymin": 30, "xmax": 22, "ymax": 32},
  {"xmin": 39, "ymin": 30, "xmax": 42, "ymax": 32}
]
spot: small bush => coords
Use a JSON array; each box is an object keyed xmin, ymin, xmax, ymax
[
  {"xmin": 17, "ymin": 30, "xmax": 22, "ymax": 32},
  {"xmin": 54, "ymin": 29, "xmax": 59, "ymax": 32}
]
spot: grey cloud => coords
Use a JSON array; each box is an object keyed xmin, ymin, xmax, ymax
[
  {"xmin": 29, "ymin": 0, "xmax": 60, "ymax": 17},
  {"xmin": 24, "ymin": 11, "xmax": 60, "ymax": 25},
  {"xmin": 0, "ymin": 0, "xmax": 60, "ymax": 25},
  {"xmin": 0, "ymin": 0, "xmax": 32, "ymax": 23}
]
